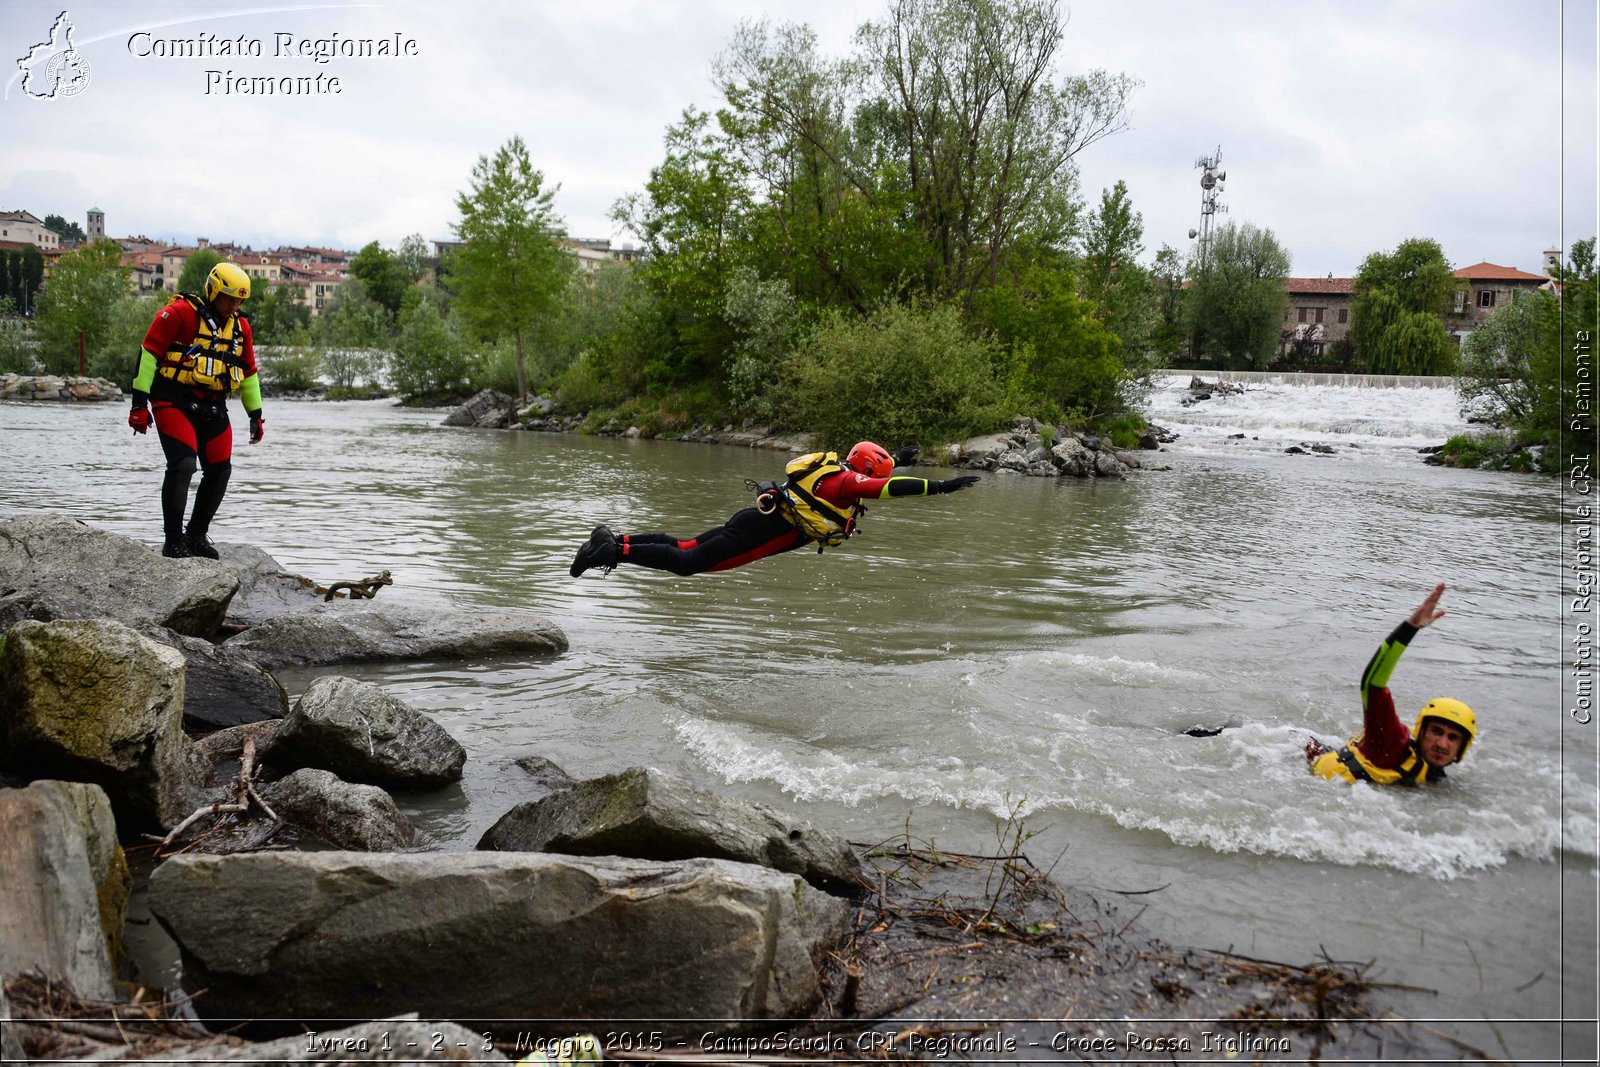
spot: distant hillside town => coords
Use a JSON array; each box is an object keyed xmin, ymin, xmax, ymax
[{"xmin": 0, "ymin": 207, "xmax": 639, "ymax": 318}]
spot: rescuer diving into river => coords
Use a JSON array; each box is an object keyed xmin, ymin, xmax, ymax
[
  {"xmin": 568, "ymin": 442, "xmax": 979, "ymax": 578},
  {"xmin": 1304, "ymin": 583, "xmax": 1477, "ymax": 784}
]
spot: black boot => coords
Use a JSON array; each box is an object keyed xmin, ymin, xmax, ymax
[
  {"xmin": 570, "ymin": 525, "xmax": 619, "ymax": 577},
  {"xmin": 185, "ymin": 461, "xmax": 231, "ymax": 560},
  {"xmin": 162, "ymin": 539, "xmax": 192, "ymax": 559}
]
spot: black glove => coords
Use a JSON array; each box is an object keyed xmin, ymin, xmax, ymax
[
  {"xmin": 248, "ymin": 411, "xmax": 265, "ymax": 444},
  {"xmin": 892, "ymin": 445, "xmax": 920, "ymax": 468},
  {"xmin": 936, "ymin": 475, "xmax": 980, "ymax": 494}
]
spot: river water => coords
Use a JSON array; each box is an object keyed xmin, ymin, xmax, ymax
[{"xmin": 0, "ymin": 373, "xmax": 1593, "ymax": 1060}]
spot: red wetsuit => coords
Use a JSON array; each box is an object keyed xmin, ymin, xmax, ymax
[
  {"xmin": 618, "ymin": 470, "xmax": 936, "ymax": 576},
  {"xmin": 140, "ymin": 298, "xmax": 259, "ymax": 466}
]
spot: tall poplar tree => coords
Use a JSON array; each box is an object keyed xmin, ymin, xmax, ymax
[{"xmin": 451, "ymin": 135, "xmax": 574, "ymax": 403}]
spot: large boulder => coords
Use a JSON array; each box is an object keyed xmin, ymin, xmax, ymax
[
  {"xmin": 479, "ymin": 767, "xmax": 863, "ymax": 896},
  {"xmin": 0, "ymin": 619, "xmax": 197, "ymax": 830},
  {"xmin": 141, "ymin": 626, "xmax": 289, "ymax": 731},
  {"xmin": 0, "ymin": 515, "xmax": 238, "ymax": 638},
  {"xmin": 0, "ymin": 781, "xmax": 122, "ymax": 1000},
  {"xmin": 151, "ymin": 851, "xmax": 849, "ymax": 1031},
  {"xmin": 442, "ymin": 389, "xmax": 516, "ymax": 430},
  {"xmin": 224, "ymin": 603, "xmax": 567, "ymax": 671},
  {"xmin": 267, "ymin": 676, "xmax": 465, "ymax": 789},
  {"xmin": 263, "ymin": 769, "xmax": 415, "ymax": 851},
  {"xmin": 1050, "ymin": 438, "xmax": 1094, "ymax": 477}
]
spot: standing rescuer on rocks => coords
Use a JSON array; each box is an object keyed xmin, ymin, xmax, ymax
[
  {"xmin": 569, "ymin": 442, "xmax": 980, "ymax": 578},
  {"xmin": 128, "ymin": 262, "xmax": 265, "ymax": 559},
  {"xmin": 1306, "ymin": 583, "xmax": 1477, "ymax": 785}
]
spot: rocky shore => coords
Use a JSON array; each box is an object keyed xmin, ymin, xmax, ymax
[
  {"xmin": 0, "ymin": 374, "xmax": 124, "ymax": 402},
  {"xmin": 0, "ymin": 513, "xmax": 1459, "ymax": 1062},
  {"xmin": 441, "ymin": 389, "xmax": 1177, "ymax": 480}
]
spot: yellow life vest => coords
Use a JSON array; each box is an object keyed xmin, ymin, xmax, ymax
[
  {"xmin": 157, "ymin": 293, "xmax": 246, "ymax": 394},
  {"xmin": 767, "ymin": 451, "xmax": 863, "ymax": 549},
  {"xmin": 1310, "ymin": 734, "xmax": 1443, "ymax": 786}
]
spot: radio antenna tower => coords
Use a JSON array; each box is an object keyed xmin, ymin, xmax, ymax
[{"xmin": 1187, "ymin": 146, "xmax": 1227, "ymax": 272}]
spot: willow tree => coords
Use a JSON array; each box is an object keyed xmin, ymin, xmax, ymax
[
  {"xmin": 451, "ymin": 135, "xmax": 573, "ymax": 403},
  {"xmin": 1351, "ymin": 238, "xmax": 1457, "ymax": 375}
]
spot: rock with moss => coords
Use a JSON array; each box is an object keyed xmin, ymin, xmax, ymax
[
  {"xmin": 478, "ymin": 766, "xmax": 863, "ymax": 896},
  {"xmin": 150, "ymin": 851, "xmax": 849, "ymax": 1031},
  {"xmin": 0, "ymin": 515, "xmax": 238, "ymax": 639},
  {"xmin": 267, "ymin": 676, "xmax": 464, "ymax": 789},
  {"xmin": 0, "ymin": 780, "xmax": 123, "ymax": 1000},
  {"xmin": 0, "ymin": 619, "xmax": 197, "ymax": 830}
]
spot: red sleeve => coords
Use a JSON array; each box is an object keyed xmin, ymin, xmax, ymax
[
  {"xmin": 1355, "ymin": 687, "xmax": 1412, "ymax": 768},
  {"xmin": 237, "ymin": 315, "xmax": 258, "ymax": 375},
  {"xmin": 142, "ymin": 298, "xmax": 196, "ymax": 355},
  {"xmin": 813, "ymin": 470, "xmax": 891, "ymax": 506}
]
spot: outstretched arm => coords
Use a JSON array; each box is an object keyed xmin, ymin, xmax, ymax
[
  {"xmin": 1357, "ymin": 584, "xmax": 1447, "ymax": 767},
  {"xmin": 818, "ymin": 470, "xmax": 980, "ymax": 504}
]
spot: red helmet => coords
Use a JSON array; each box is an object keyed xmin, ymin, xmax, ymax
[{"xmin": 845, "ymin": 441, "xmax": 894, "ymax": 477}]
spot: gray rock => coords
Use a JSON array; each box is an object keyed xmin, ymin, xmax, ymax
[
  {"xmin": 169, "ymin": 1019, "xmax": 508, "ymax": 1062},
  {"xmin": 0, "ymin": 620, "xmax": 196, "ymax": 830},
  {"xmin": 512, "ymin": 755, "xmax": 577, "ymax": 797},
  {"xmin": 0, "ymin": 781, "xmax": 119, "ymax": 999},
  {"xmin": 223, "ymin": 602, "xmax": 568, "ymax": 671},
  {"xmin": 141, "ymin": 625, "xmax": 289, "ymax": 731},
  {"xmin": 479, "ymin": 766, "xmax": 863, "ymax": 896},
  {"xmin": 1050, "ymin": 438, "xmax": 1094, "ymax": 477},
  {"xmin": 442, "ymin": 389, "xmax": 515, "ymax": 429},
  {"xmin": 217, "ymin": 542, "xmax": 323, "ymax": 628},
  {"xmin": 955, "ymin": 432, "xmax": 1015, "ymax": 470},
  {"xmin": 150, "ymin": 851, "xmax": 849, "ymax": 1031},
  {"xmin": 997, "ymin": 450, "xmax": 1031, "ymax": 473},
  {"xmin": 264, "ymin": 769, "xmax": 415, "ymax": 851},
  {"xmin": 0, "ymin": 515, "xmax": 238, "ymax": 639},
  {"xmin": 192, "ymin": 720, "xmax": 284, "ymax": 789},
  {"xmin": 1117, "ymin": 450, "xmax": 1142, "ymax": 470},
  {"xmin": 268, "ymin": 676, "xmax": 465, "ymax": 789},
  {"xmin": 1093, "ymin": 449, "xmax": 1126, "ymax": 478}
]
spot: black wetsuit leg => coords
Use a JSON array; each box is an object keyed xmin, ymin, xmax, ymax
[{"xmin": 620, "ymin": 507, "xmax": 808, "ymax": 576}]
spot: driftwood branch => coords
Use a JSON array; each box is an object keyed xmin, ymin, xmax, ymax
[
  {"xmin": 318, "ymin": 569, "xmax": 393, "ymax": 602},
  {"xmin": 148, "ymin": 736, "xmax": 276, "ymax": 855}
]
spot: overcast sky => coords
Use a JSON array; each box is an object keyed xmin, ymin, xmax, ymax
[{"xmin": 2, "ymin": 0, "xmax": 1594, "ymax": 278}]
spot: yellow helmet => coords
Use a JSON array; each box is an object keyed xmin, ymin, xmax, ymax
[
  {"xmin": 204, "ymin": 262, "xmax": 251, "ymax": 303},
  {"xmin": 1414, "ymin": 698, "xmax": 1476, "ymax": 762}
]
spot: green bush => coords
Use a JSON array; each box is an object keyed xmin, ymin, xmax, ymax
[
  {"xmin": 554, "ymin": 351, "xmax": 625, "ymax": 412},
  {"xmin": 786, "ymin": 300, "xmax": 1008, "ymax": 447},
  {"xmin": 257, "ymin": 327, "xmax": 323, "ymax": 391}
]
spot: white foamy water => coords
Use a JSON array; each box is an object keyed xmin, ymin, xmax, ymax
[{"xmin": 1145, "ymin": 371, "xmax": 1472, "ymax": 458}]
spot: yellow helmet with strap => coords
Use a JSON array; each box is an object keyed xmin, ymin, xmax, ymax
[
  {"xmin": 1414, "ymin": 698, "xmax": 1476, "ymax": 761},
  {"xmin": 205, "ymin": 262, "xmax": 251, "ymax": 303}
]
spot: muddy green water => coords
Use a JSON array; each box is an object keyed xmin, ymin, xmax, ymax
[{"xmin": 0, "ymin": 387, "xmax": 1592, "ymax": 1060}]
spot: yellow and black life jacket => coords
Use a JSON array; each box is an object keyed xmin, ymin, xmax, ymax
[
  {"xmin": 157, "ymin": 293, "xmax": 246, "ymax": 394},
  {"xmin": 764, "ymin": 451, "xmax": 863, "ymax": 550},
  {"xmin": 1310, "ymin": 734, "xmax": 1445, "ymax": 786}
]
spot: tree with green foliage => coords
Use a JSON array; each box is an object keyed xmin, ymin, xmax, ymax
[
  {"xmin": 1351, "ymin": 238, "xmax": 1458, "ymax": 375},
  {"xmin": 723, "ymin": 266, "xmax": 800, "ymax": 425},
  {"xmin": 348, "ymin": 241, "xmax": 410, "ymax": 317},
  {"xmin": 391, "ymin": 289, "xmax": 471, "ymax": 398},
  {"xmin": 396, "ymin": 234, "xmax": 434, "ymax": 283},
  {"xmin": 43, "ymin": 214, "xmax": 86, "ymax": 244},
  {"xmin": 1148, "ymin": 244, "xmax": 1188, "ymax": 365},
  {"xmin": 1185, "ymin": 222, "xmax": 1291, "ymax": 369},
  {"xmin": 246, "ymin": 281, "xmax": 312, "ymax": 346},
  {"xmin": 176, "ymin": 248, "xmax": 222, "ymax": 295},
  {"xmin": 1457, "ymin": 238, "xmax": 1597, "ymax": 465},
  {"xmin": 10, "ymin": 246, "xmax": 44, "ymax": 315},
  {"xmin": 315, "ymin": 276, "xmax": 389, "ymax": 390},
  {"xmin": 789, "ymin": 300, "xmax": 1009, "ymax": 446},
  {"xmin": 977, "ymin": 264, "xmax": 1126, "ymax": 421},
  {"xmin": 0, "ymin": 297, "xmax": 38, "ymax": 373},
  {"xmin": 613, "ymin": 108, "xmax": 753, "ymax": 383},
  {"xmin": 1080, "ymin": 180, "xmax": 1153, "ymax": 361},
  {"xmin": 33, "ymin": 240, "xmax": 131, "ymax": 374},
  {"xmin": 451, "ymin": 135, "xmax": 574, "ymax": 403}
]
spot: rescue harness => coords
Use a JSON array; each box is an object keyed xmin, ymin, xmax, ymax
[
  {"xmin": 157, "ymin": 293, "xmax": 247, "ymax": 394},
  {"xmin": 748, "ymin": 451, "xmax": 864, "ymax": 552}
]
